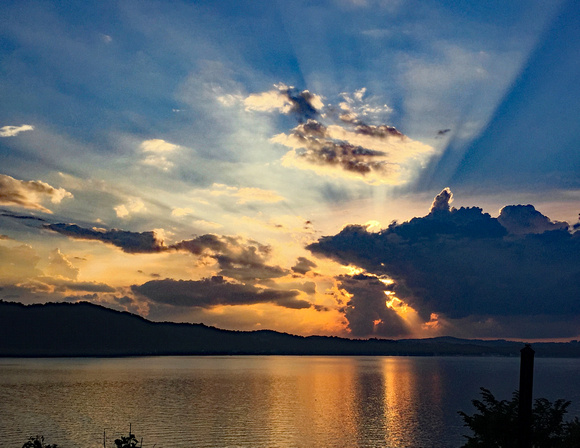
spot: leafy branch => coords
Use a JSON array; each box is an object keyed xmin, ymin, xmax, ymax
[{"xmin": 459, "ymin": 387, "xmax": 580, "ymax": 447}]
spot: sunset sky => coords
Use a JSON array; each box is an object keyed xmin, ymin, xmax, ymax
[{"xmin": 1, "ymin": 0, "xmax": 578, "ymax": 341}]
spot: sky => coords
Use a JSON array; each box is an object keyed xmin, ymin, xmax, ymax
[{"xmin": 0, "ymin": 0, "xmax": 579, "ymax": 341}]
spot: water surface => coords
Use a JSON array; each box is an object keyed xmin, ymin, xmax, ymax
[{"xmin": 1, "ymin": 356, "xmax": 579, "ymax": 447}]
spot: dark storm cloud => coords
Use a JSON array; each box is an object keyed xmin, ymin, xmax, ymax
[
  {"xmin": 339, "ymin": 274, "xmax": 411, "ymax": 338},
  {"xmin": 498, "ymin": 204, "xmax": 569, "ymax": 235},
  {"xmin": 132, "ymin": 276, "xmax": 311, "ymax": 309},
  {"xmin": 308, "ymin": 189, "xmax": 580, "ymax": 335},
  {"xmin": 291, "ymin": 257, "xmax": 317, "ymax": 275},
  {"xmin": 45, "ymin": 223, "xmax": 165, "ymax": 253},
  {"xmin": 450, "ymin": 314, "xmax": 580, "ymax": 340}
]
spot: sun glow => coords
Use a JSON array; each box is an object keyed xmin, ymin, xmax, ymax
[
  {"xmin": 386, "ymin": 295, "xmax": 408, "ymax": 314},
  {"xmin": 345, "ymin": 266, "xmax": 365, "ymax": 276},
  {"xmin": 384, "ymin": 294, "xmax": 440, "ymax": 338},
  {"xmin": 379, "ymin": 278, "xmax": 394, "ymax": 286}
]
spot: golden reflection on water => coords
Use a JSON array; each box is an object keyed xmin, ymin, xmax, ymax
[
  {"xmin": 383, "ymin": 357, "xmax": 445, "ymax": 446},
  {"xmin": 236, "ymin": 356, "xmax": 446, "ymax": 447},
  {"xmin": 261, "ymin": 357, "xmax": 359, "ymax": 446},
  {"xmin": 0, "ymin": 356, "xmax": 455, "ymax": 447}
]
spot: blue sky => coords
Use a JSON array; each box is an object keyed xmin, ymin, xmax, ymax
[{"xmin": 0, "ymin": 0, "xmax": 578, "ymax": 340}]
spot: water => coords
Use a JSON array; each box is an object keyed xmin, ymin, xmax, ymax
[{"xmin": 1, "ymin": 356, "xmax": 579, "ymax": 448}]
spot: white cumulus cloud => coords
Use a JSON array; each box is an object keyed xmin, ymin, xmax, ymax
[{"xmin": 140, "ymin": 139, "xmax": 181, "ymax": 171}]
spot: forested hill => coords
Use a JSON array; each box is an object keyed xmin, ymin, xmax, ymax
[{"xmin": 1, "ymin": 301, "xmax": 579, "ymax": 357}]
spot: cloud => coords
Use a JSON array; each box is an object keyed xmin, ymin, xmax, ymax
[
  {"xmin": 308, "ymin": 189, "xmax": 580, "ymax": 338},
  {"xmin": 0, "ymin": 211, "xmax": 47, "ymax": 222},
  {"xmin": 0, "ymin": 174, "xmax": 73, "ymax": 213},
  {"xmin": 291, "ymin": 256, "xmax": 317, "ymax": 275},
  {"xmin": 44, "ymin": 223, "xmax": 287, "ymax": 283},
  {"xmin": 337, "ymin": 88, "xmax": 392, "ymax": 123},
  {"xmin": 0, "ymin": 243, "xmax": 113, "ymax": 299},
  {"xmin": 285, "ymin": 280, "xmax": 317, "ymax": 294},
  {"xmin": 244, "ymin": 83, "xmax": 323, "ymax": 122},
  {"xmin": 64, "ymin": 293, "xmax": 147, "ymax": 316},
  {"xmin": 430, "ymin": 187, "xmax": 453, "ymax": 213},
  {"xmin": 274, "ymin": 119, "xmax": 434, "ymax": 184},
  {"xmin": 140, "ymin": 139, "xmax": 180, "ymax": 171},
  {"xmin": 45, "ymin": 223, "xmax": 166, "ymax": 253},
  {"xmin": 171, "ymin": 207, "xmax": 194, "ymax": 217},
  {"xmin": 99, "ymin": 34, "xmax": 113, "ymax": 44},
  {"xmin": 193, "ymin": 219, "xmax": 223, "ymax": 229},
  {"xmin": 0, "ymin": 243, "xmax": 42, "ymax": 282},
  {"xmin": 46, "ymin": 248, "xmax": 79, "ymax": 280},
  {"xmin": 241, "ymin": 84, "xmax": 436, "ymax": 185},
  {"xmin": 498, "ymin": 204, "xmax": 569, "ymax": 235},
  {"xmin": 0, "ymin": 124, "xmax": 34, "ymax": 137},
  {"xmin": 37, "ymin": 277, "xmax": 116, "ymax": 293},
  {"xmin": 171, "ymin": 234, "xmax": 288, "ymax": 282},
  {"xmin": 207, "ymin": 183, "xmax": 284, "ymax": 204},
  {"xmin": 338, "ymin": 273, "xmax": 411, "ymax": 338},
  {"xmin": 132, "ymin": 276, "xmax": 311, "ymax": 309},
  {"xmin": 114, "ymin": 198, "xmax": 145, "ymax": 218}
]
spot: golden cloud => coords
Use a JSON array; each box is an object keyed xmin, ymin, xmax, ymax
[{"xmin": 0, "ymin": 174, "xmax": 73, "ymax": 213}]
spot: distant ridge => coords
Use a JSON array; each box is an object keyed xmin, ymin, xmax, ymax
[{"xmin": 1, "ymin": 301, "xmax": 579, "ymax": 357}]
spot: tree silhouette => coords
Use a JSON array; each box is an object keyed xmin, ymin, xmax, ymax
[
  {"xmin": 459, "ymin": 387, "xmax": 580, "ymax": 447},
  {"xmin": 22, "ymin": 435, "xmax": 57, "ymax": 448}
]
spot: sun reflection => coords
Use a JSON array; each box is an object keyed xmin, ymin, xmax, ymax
[
  {"xmin": 382, "ymin": 358, "xmax": 419, "ymax": 445},
  {"xmin": 381, "ymin": 358, "xmax": 445, "ymax": 446},
  {"xmin": 260, "ymin": 357, "xmax": 360, "ymax": 446}
]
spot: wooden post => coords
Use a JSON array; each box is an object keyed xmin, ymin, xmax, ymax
[{"xmin": 518, "ymin": 344, "xmax": 534, "ymax": 448}]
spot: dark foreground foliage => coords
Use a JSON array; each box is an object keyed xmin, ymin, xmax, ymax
[
  {"xmin": 21, "ymin": 427, "xmax": 142, "ymax": 448},
  {"xmin": 114, "ymin": 431, "xmax": 140, "ymax": 448},
  {"xmin": 459, "ymin": 387, "xmax": 580, "ymax": 447},
  {"xmin": 22, "ymin": 436, "xmax": 57, "ymax": 448}
]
